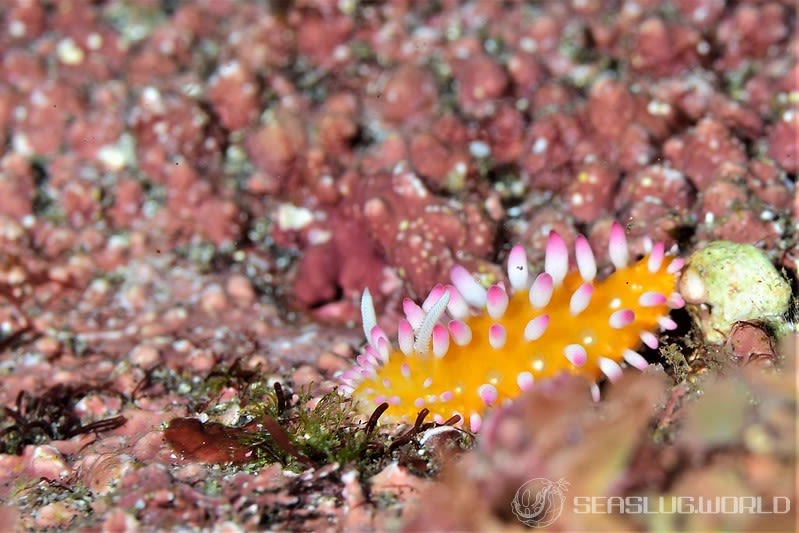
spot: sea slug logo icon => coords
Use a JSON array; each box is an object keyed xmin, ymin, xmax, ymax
[{"xmin": 511, "ymin": 477, "xmax": 569, "ymax": 528}]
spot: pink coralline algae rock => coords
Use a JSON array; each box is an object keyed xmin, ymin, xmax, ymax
[
  {"xmin": 521, "ymin": 113, "xmax": 582, "ymax": 192},
  {"xmin": 507, "ymin": 53, "xmax": 546, "ymax": 101},
  {"xmin": 227, "ymin": 8, "xmax": 295, "ymax": 71},
  {"xmin": 4, "ymin": 1, "xmax": 47, "ymax": 40},
  {"xmin": 484, "ymin": 104, "xmax": 525, "ymax": 164},
  {"xmin": 564, "ymin": 162, "xmax": 619, "ymax": 224},
  {"xmin": 0, "ymin": 159, "xmax": 35, "ymax": 218},
  {"xmin": 378, "ymin": 64, "xmax": 438, "ymax": 124},
  {"xmin": 245, "ymin": 108, "xmax": 308, "ymax": 197},
  {"xmin": 360, "ymin": 134, "xmax": 408, "ymax": 175},
  {"xmin": 66, "ymin": 107, "xmax": 125, "ymax": 161},
  {"xmin": 357, "ymin": 169, "xmax": 496, "ymax": 299},
  {"xmin": 716, "ymin": 3, "xmax": 790, "ymax": 69},
  {"xmin": 290, "ymin": 217, "xmax": 386, "ymax": 310},
  {"xmin": 1, "ymin": 49, "xmax": 47, "ymax": 93},
  {"xmin": 577, "ymin": 82, "xmax": 666, "ymax": 174},
  {"xmin": 453, "ymin": 52, "xmax": 509, "ymax": 118},
  {"xmin": 14, "ymin": 81, "xmax": 83, "ymax": 158},
  {"xmin": 747, "ymin": 159, "xmax": 794, "ymax": 211},
  {"xmin": 409, "ymin": 132, "xmax": 454, "ymax": 187},
  {"xmin": 698, "ymin": 175, "xmax": 749, "ymax": 220},
  {"xmin": 587, "ymin": 79, "xmax": 636, "ymax": 140},
  {"xmin": 207, "ymin": 61, "xmax": 260, "ymax": 132},
  {"xmin": 663, "ymin": 117, "xmax": 748, "ymax": 190},
  {"xmin": 0, "ymin": 88, "xmax": 15, "ymax": 148},
  {"xmin": 698, "ymin": 210, "xmax": 779, "ymax": 247},
  {"xmin": 313, "ymin": 93, "xmax": 359, "ymax": 163},
  {"xmin": 767, "ymin": 107, "xmax": 798, "ymax": 174},
  {"xmin": 108, "ymin": 177, "xmax": 144, "ymax": 229},
  {"xmin": 675, "ymin": 0, "xmax": 726, "ymax": 30},
  {"xmin": 296, "ymin": 12, "xmax": 353, "ymax": 70},
  {"xmin": 628, "ymin": 16, "xmax": 701, "ymax": 77},
  {"xmin": 408, "ymin": 113, "xmax": 477, "ymax": 191},
  {"xmin": 131, "ymin": 88, "xmax": 225, "ymax": 184},
  {"xmin": 292, "ymin": 168, "xmax": 497, "ymax": 308},
  {"xmin": 617, "ymin": 164, "xmax": 695, "ymax": 213},
  {"xmin": 159, "ymin": 163, "xmax": 241, "ymax": 247}
]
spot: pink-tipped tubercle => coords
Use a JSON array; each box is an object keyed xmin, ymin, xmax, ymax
[
  {"xmin": 529, "ymin": 272, "xmax": 554, "ymax": 308},
  {"xmin": 609, "ymin": 221, "xmax": 629, "ymax": 269},
  {"xmin": 575, "ymin": 235, "xmax": 597, "ymax": 281},
  {"xmin": 545, "ymin": 230, "xmax": 569, "ymax": 285},
  {"xmin": 450, "ymin": 265, "xmax": 487, "ymax": 307},
  {"xmin": 486, "ymin": 283, "xmax": 509, "ymax": 319}
]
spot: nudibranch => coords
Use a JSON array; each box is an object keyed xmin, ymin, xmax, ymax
[{"xmin": 339, "ymin": 222, "xmax": 685, "ymax": 432}]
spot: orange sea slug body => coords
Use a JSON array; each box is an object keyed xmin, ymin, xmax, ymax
[{"xmin": 340, "ymin": 222, "xmax": 685, "ymax": 432}]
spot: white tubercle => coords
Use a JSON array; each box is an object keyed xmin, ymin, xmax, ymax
[
  {"xmin": 469, "ymin": 413, "xmax": 483, "ymax": 433},
  {"xmin": 397, "ymin": 319, "xmax": 414, "ymax": 355},
  {"xmin": 422, "ymin": 284, "xmax": 447, "ymax": 312},
  {"xmin": 575, "ymin": 235, "xmax": 597, "ymax": 281},
  {"xmin": 564, "ymin": 344, "xmax": 587, "ymax": 366},
  {"xmin": 569, "ymin": 282, "xmax": 594, "ymax": 315},
  {"xmin": 359, "ymin": 364, "xmax": 377, "ymax": 379},
  {"xmin": 668, "ymin": 292, "xmax": 685, "ymax": 309},
  {"xmin": 545, "ymin": 230, "xmax": 569, "ymax": 285},
  {"xmin": 360, "ymin": 288, "xmax": 377, "ymax": 343},
  {"xmin": 432, "ymin": 324, "xmax": 449, "ymax": 358},
  {"xmin": 658, "ymin": 316, "xmax": 678, "ymax": 331},
  {"xmin": 402, "ymin": 298, "xmax": 425, "ymax": 330},
  {"xmin": 648, "ymin": 242, "xmax": 665, "ymax": 273},
  {"xmin": 357, "ymin": 352, "xmax": 377, "ymax": 369},
  {"xmin": 598, "ymin": 356, "xmax": 623, "ymax": 382},
  {"xmin": 590, "ymin": 383, "xmax": 601, "ymax": 402},
  {"xmin": 524, "ymin": 314, "xmax": 550, "ymax": 341},
  {"xmin": 529, "ymin": 272, "xmax": 554, "ymax": 308},
  {"xmin": 609, "ymin": 221, "xmax": 629, "ymax": 269},
  {"xmin": 374, "ymin": 336, "xmax": 390, "ymax": 363},
  {"xmin": 639, "ymin": 331, "xmax": 659, "ymax": 349},
  {"xmin": 488, "ymin": 323, "xmax": 507, "ymax": 349},
  {"xmin": 517, "ymin": 371, "xmax": 534, "ymax": 391},
  {"xmin": 608, "ymin": 309, "xmax": 635, "ymax": 329},
  {"xmin": 448, "ymin": 319, "xmax": 472, "ymax": 346},
  {"xmin": 639, "ymin": 291, "xmax": 667, "ymax": 307},
  {"xmin": 477, "ymin": 384, "xmax": 498, "ymax": 406},
  {"xmin": 450, "ymin": 265, "xmax": 487, "ymax": 307},
  {"xmin": 623, "ymin": 349, "xmax": 648, "ymax": 370},
  {"xmin": 369, "ymin": 325, "xmax": 389, "ymax": 350},
  {"xmin": 444, "ymin": 284, "xmax": 469, "ymax": 319},
  {"xmin": 486, "ymin": 283, "xmax": 508, "ymax": 319},
  {"xmin": 667, "ymin": 258, "xmax": 685, "ymax": 274},
  {"xmin": 507, "ymin": 244, "xmax": 529, "ymax": 292}
]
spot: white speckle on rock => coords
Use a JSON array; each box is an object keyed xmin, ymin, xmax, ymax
[
  {"xmin": 57, "ymin": 37, "xmax": 84, "ymax": 65},
  {"xmin": 469, "ymin": 140, "xmax": 491, "ymax": 159},
  {"xmin": 87, "ymin": 33, "xmax": 103, "ymax": 50},
  {"xmin": 97, "ymin": 145, "xmax": 127, "ymax": 171},
  {"xmin": 12, "ymin": 133, "xmax": 33, "ymax": 156},
  {"xmin": 277, "ymin": 203, "xmax": 315, "ymax": 230},
  {"xmin": 141, "ymin": 87, "xmax": 165, "ymax": 114},
  {"xmin": 9, "ymin": 20, "xmax": 26, "ymax": 37}
]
